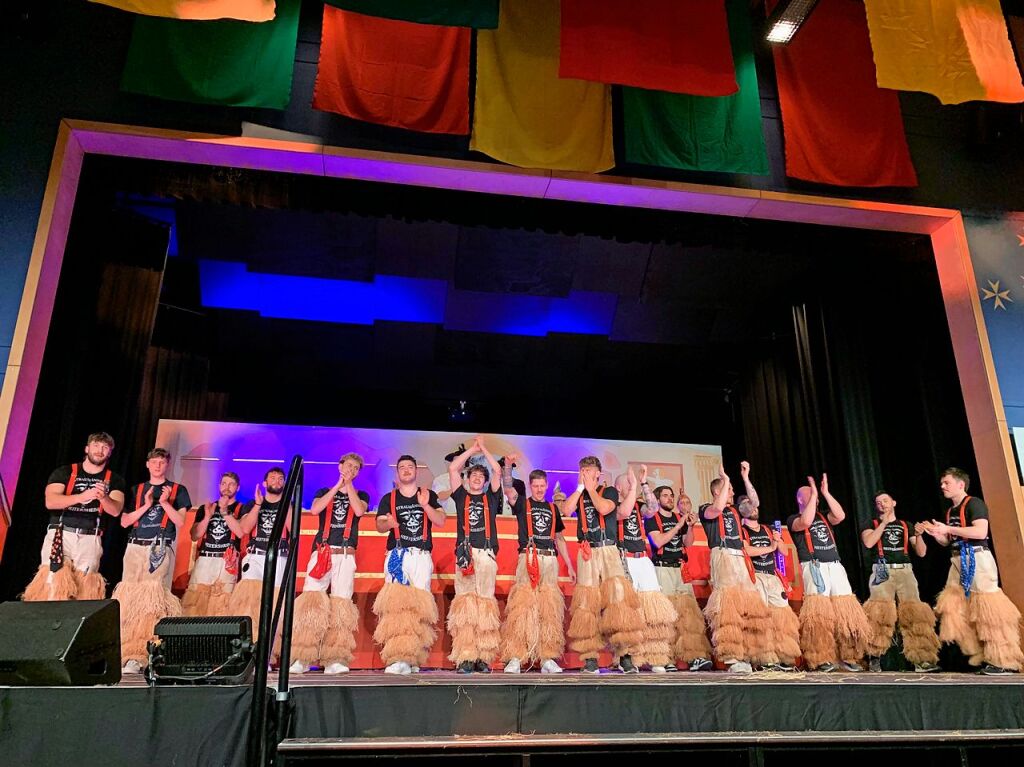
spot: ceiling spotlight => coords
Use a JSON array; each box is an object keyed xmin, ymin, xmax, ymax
[{"xmin": 765, "ymin": 0, "xmax": 819, "ymax": 45}]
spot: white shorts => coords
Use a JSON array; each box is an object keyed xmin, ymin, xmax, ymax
[
  {"xmin": 800, "ymin": 560, "xmax": 853, "ymax": 597},
  {"xmin": 624, "ymin": 555, "xmax": 660, "ymax": 592},
  {"xmin": 241, "ymin": 550, "xmax": 287, "ymax": 587},
  {"xmin": 384, "ymin": 547, "xmax": 433, "ymax": 591},
  {"xmin": 40, "ymin": 527, "xmax": 103, "ymax": 574},
  {"xmin": 302, "ymin": 548, "xmax": 356, "ymax": 599},
  {"xmin": 189, "ymin": 554, "xmax": 237, "ymax": 589}
]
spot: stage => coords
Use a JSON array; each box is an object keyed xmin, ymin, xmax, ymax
[{"xmin": 4, "ymin": 672, "xmax": 1024, "ymax": 766}]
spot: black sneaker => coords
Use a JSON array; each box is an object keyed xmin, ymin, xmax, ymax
[
  {"xmin": 617, "ymin": 655, "xmax": 638, "ymax": 674},
  {"xmin": 815, "ymin": 662, "xmax": 836, "ymax": 673},
  {"xmin": 664, "ymin": 663, "xmax": 679, "ymax": 673},
  {"xmin": 776, "ymin": 662, "xmax": 796, "ymax": 672},
  {"xmin": 689, "ymin": 657, "xmax": 714, "ymax": 672},
  {"xmin": 581, "ymin": 658, "xmax": 601, "ymax": 674},
  {"xmin": 475, "ymin": 660, "xmax": 491, "ymax": 674},
  {"xmin": 981, "ymin": 664, "xmax": 1014, "ymax": 675},
  {"xmin": 868, "ymin": 657, "xmax": 882, "ymax": 673},
  {"xmin": 457, "ymin": 661, "xmax": 475, "ymax": 674}
]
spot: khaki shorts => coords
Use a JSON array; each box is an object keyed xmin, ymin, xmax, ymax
[
  {"xmin": 945, "ymin": 548, "xmax": 1000, "ymax": 594},
  {"xmin": 189, "ymin": 554, "xmax": 237, "ymax": 590},
  {"xmin": 654, "ymin": 564, "xmax": 695, "ymax": 597},
  {"xmin": 576, "ymin": 544, "xmax": 626, "ymax": 588},
  {"xmin": 513, "ymin": 551, "xmax": 560, "ymax": 588},
  {"xmin": 867, "ymin": 563, "xmax": 922, "ymax": 602},
  {"xmin": 710, "ymin": 547, "xmax": 756, "ymax": 592},
  {"xmin": 753, "ymin": 571, "xmax": 789, "ymax": 608},
  {"xmin": 40, "ymin": 527, "xmax": 103, "ymax": 574},
  {"xmin": 122, "ymin": 541, "xmax": 175, "ymax": 589},
  {"xmin": 454, "ymin": 548, "xmax": 498, "ymax": 598}
]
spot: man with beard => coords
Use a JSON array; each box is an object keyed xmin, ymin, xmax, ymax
[
  {"xmin": 115, "ymin": 448, "xmax": 193, "ymax": 673},
  {"xmin": 447, "ymin": 437, "xmax": 503, "ymax": 673},
  {"xmin": 500, "ymin": 458, "xmax": 576, "ymax": 674},
  {"xmin": 643, "ymin": 487, "xmax": 713, "ymax": 672},
  {"xmin": 738, "ymin": 496, "xmax": 801, "ymax": 671},
  {"xmin": 564, "ymin": 456, "xmax": 645, "ymax": 674},
  {"xmin": 700, "ymin": 462, "xmax": 769, "ymax": 673},
  {"xmin": 228, "ymin": 467, "xmax": 291, "ymax": 647},
  {"xmin": 182, "ymin": 472, "xmax": 245, "ymax": 617},
  {"xmin": 291, "ymin": 453, "xmax": 370, "ymax": 675},
  {"xmin": 924, "ymin": 467, "xmax": 1023, "ymax": 674},
  {"xmin": 860, "ymin": 491, "xmax": 940, "ymax": 672},
  {"xmin": 615, "ymin": 466, "xmax": 677, "ymax": 673},
  {"xmin": 24, "ymin": 432, "xmax": 126, "ymax": 602},
  {"xmin": 372, "ymin": 454, "xmax": 446, "ymax": 675},
  {"xmin": 787, "ymin": 474, "xmax": 870, "ymax": 672}
]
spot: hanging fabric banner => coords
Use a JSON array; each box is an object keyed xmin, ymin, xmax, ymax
[
  {"xmin": 324, "ymin": 0, "xmax": 499, "ymax": 28},
  {"xmin": 472, "ymin": 0, "xmax": 614, "ymax": 173},
  {"xmin": 560, "ymin": 0, "xmax": 736, "ymax": 96},
  {"xmin": 863, "ymin": 0, "xmax": 1024, "ymax": 105},
  {"xmin": 89, "ymin": 0, "xmax": 275, "ymax": 21},
  {"xmin": 622, "ymin": 0, "xmax": 766, "ymax": 174},
  {"xmin": 314, "ymin": 6, "xmax": 471, "ymax": 134},
  {"xmin": 121, "ymin": 0, "xmax": 300, "ymax": 109},
  {"xmin": 771, "ymin": 0, "xmax": 917, "ymax": 187}
]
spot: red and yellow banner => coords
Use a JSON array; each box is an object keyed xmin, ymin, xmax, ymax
[{"xmin": 89, "ymin": 0, "xmax": 275, "ymax": 21}]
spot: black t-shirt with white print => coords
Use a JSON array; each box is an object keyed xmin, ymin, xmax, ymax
[
  {"xmin": 244, "ymin": 498, "xmax": 288, "ymax": 554},
  {"xmin": 513, "ymin": 495, "xmax": 565, "ymax": 552},
  {"xmin": 787, "ymin": 512, "xmax": 841, "ymax": 563},
  {"xmin": 743, "ymin": 523, "xmax": 778, "ymax": 575},
  {"xmin": 127, "ymin": 481, "xmax": 193, "ymax": 543},
  {"xmin": 46, "ymin": 463, "xmax": 127, "ymax": 530},
  {"xmin": 644, "ymin": 510, "xmax": 687, "ymax": 565},
  {"xmin": 700, "ymin": 505, "xmax": 744, "ymax": 551},
  {"xmin": 195, "ymin": 500, "xmax": 245, "ymax": 555},
  {"xmin": 575, "ymin": 486, "xmax": 619, "ymax": 544},
  {"xmin": 451, "ymin": 486, "xmax": 502, "ymax": 551},
  {"xmin": 313, "ymin": 487, "xmax": 370, "ymax": 547},
  {"xmin": 617, "ymin": 502, "xmax": 648, "ymax": 554},
  {"xmin": 945, "ymin": 496, "xmax": 990, "ymax": 550},
  {"xmin": 378, "ymin": 488, "xmax": 440, "ymax": 551},
  {"xmin": 861, "ymin": 519, "xmax": 912, "ymax": 564}
]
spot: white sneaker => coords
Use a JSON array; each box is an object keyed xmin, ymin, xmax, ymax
[
  {"xmin": 122, "ymin": 660, "xmax": 142, "ymax": 674},
  {"xmin": 324, "ymin": 663, "xmax": 349, "ymax": 675},
  {"xmin": 651, "ymin": 665, "xmax": 667, "ymax": 674},
  {"xmin": 409, "ymin": 665, "xmax": 420, "ymax": 673},
  {"xmin": 504, "ymin": 658, "xmax": 522, "ymax": 674},
  {"xmin": 540, "ymin": 659, "xmax": 563, "ymax": 674},
  {"xmin": 289, "ymin": 660, "xmax": 309, "ymax": 674},
  {"xmin": 384, "ymin": 661, "xmax": 411, "ymax": 675},
  {"xmin": 728, "ymin": 661, "xmax": 753, "ymax": 673}
]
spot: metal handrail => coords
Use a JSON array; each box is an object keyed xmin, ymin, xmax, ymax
[{"xmin": 246, "ymin": 453, "xmax": 303, "ymax": 767}]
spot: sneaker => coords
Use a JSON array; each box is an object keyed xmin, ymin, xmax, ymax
[
  {"xmin": 581, "ymin": 658, "xmax": 601, "ymax": 674},
  {"xmin": 814, "ymin": 662, "xmax": 836, "ymax": 673},
  {"xmin": 689, "ymin": 657, "xmax": 714, "ymax": 672},
  {"xmin": 384, "ymin": 661, "xmax": 411, "ymax": 675},
  {"xmin": 914, "ymin": 662, "xmax": 941, "ymax": 673},
  {"xmin": 540, "ymin": 659, "xmax": 563, "ymax": 674},
  {"xmin": 122, "ymin": 660, "xmax": 143, "ymax": 675},
  {"xmin": 776, "ymin": 662, "xmax": 796, "ymax": 672},
  {"xmin": 839, "ymin": 661, "xmax": 863, "ymax": 673},
  {"xmin": 457, "ymin": 661, "xmax": 475, "ymax": 674},
  {"xmin": 504, "ymin": 658, "xmax": 522, "ymax": 674},
  {"xmin": 981, "ymin": 664, "xmax": 1014, "ymax": 675},
  {"xmin": 728, "ymin": 661, "xmax": 753, "ymax": 673},
  {"xmin": 289, "ymin": 660, "xmax": 310, "ymax": 674},
  {"xmin": 651, "ymin": 665, "xmax": 667, "ymax": 674},
  {"xmin": 409, "ymin": 665, "xmax": 421, "ymax": 673},
  {"xmin": 664, "ymin": 663, "xmax": 678, "ymax": 673},
  {"xmin": 868, "ymin": 657, "xmax": 882, "ymax": 673},
  {"xmin": 617, "ymin": 655, "xmax": 638, "ymax": 674},
  {"xmin": 324, "ymin": 663, "xmax": 349, "ymax": 675},
  {"xmin": 475, "ymin": 660, "xmax": 491, "ymax": 674},
  {"xmin": 759, "ymin": 663, "xmax": 781, "ymax": 672}
]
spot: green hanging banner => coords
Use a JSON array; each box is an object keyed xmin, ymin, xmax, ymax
[
  {"xmin": 622, "ymin": 0, "xmax": 768, "ymax": 175},
  {"xmin": 324, "ymin": 0, "xmax": 499, "ymax": 29},
  {"xmin": 120, "ymin": 0, "xmax": 301, "ymax": 109}
]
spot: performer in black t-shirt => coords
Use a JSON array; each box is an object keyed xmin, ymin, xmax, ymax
[
  {"xmin": 372, "ymin": 454, "xmax": 446, "ymax": 675},
  {"xmin": 700, "ymin": 462, "xmax": 770, "ymax": 673},
  {"xmin": 114, "ymin": 447, "xmax": 192, "ymax": 673},
  {"xmin": 500, "ymin": 459, "xmax": 575, "ymax": 674},
  {"xmin": 921, "ymin": 467, "xmax": 1023, "ymax": 674},
  {"xmin": 860, "ymin": 491, "xmax": 940, "ymax": 672},
  {"xmin": 24, "ymin": 432, "xmax": 126, "ymax": 602},
  {"xmin": 563, "ymin": 455, "xmax": 644, "ymax": 674},
  {"xmin": 290, "ymin": 453, "xmax": 370, "ymax": 675},
  {"xmin": 738, "ymin": 496, "xmax": 801, "ymax": 671},
  {"xmin": 786, "ymin": 474, "xmax": 870, "ymax": 672},
  {"xmin": 447, "ymin": 437, "xmax": 504, "ymax": 673},
  {"xmin": 644, "ymin": 490, "xmax": 712, "ymax": 671},
  {"xmin": 183, "ymin": 471, "xmax": 245, "ymax": 617},
  {"xmin": 228, "ymin": 467, "xmax": 292, "ymax": 648}
]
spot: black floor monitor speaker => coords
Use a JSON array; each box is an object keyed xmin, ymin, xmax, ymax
[
  {"xmin": 0, "ymin": 599, "xmax": 121, "ymax": 685},
  {"xmin": 149, "ymin": 615, "xmax": 254, "ymax": 685}
]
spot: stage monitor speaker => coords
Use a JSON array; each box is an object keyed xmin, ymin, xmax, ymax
[
  {"xmin": 149, "ymin": 615, "xmax": 254, "ymax": 685},
  {"xmin": 0, "ymin": 599, "xmax": 121, "ymax": 685}
]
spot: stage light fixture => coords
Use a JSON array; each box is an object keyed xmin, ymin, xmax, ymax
[
  {"xmin": 147, "ymin": 616, "xmax": 254, "ymax": 685},
  {"xmin": 766, "ymin": 0, "xmax": 819, "ymax": 44}
]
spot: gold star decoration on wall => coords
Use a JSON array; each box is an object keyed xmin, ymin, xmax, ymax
[{"xmin": 982, "ymin": 279, "xmax": 1012, "ymax": 310}]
